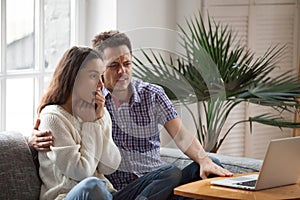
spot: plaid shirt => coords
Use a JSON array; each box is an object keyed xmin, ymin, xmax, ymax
[{"xmin": 102, "ymin": 78, "xmax": 178, "ymax": 190}]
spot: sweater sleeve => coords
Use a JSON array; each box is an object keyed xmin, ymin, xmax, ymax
[
  {"xmin": 96, "ymin": 109, "xmax": 121, "ymax": 175},
  {"xmin": 39, "ymin": 111, "xmax": 104, "ymax": 181}
]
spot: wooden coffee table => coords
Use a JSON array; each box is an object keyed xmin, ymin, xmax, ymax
[{"xmin": 174, "ymin": 173, "xmax": 300, "ymax": 199}]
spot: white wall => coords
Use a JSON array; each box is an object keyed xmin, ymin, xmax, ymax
[
  {"xmin": 117, "ymin": 0, "xmax": 176, "ymax": 31},
  {"xmin": 116, "ymin": 0, "xmax": 202, "ymax": 59},
  {"xmin": 77, "ymin": 0, "xmax": 117, "ymax": 46}
]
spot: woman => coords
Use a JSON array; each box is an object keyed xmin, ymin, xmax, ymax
[{"xmin": 37, "ymin": 46, "xmax": 120, "ymax": 200}]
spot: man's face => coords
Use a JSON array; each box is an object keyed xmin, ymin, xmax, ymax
[{"xmin": 102, "ymin": 45, "xmax": 132, "ymax": 92}]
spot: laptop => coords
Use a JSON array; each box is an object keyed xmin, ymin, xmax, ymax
[{"xmin": 211, "ymin": 136, "xmax": 300, "ymax": 190}]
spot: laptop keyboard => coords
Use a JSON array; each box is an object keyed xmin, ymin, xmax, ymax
[{"xmin": 236, "ymin": 180, "xmax": 257, "ymax": 187}]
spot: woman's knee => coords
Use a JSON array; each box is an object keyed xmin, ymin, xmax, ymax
[
  {"xmin": 80, "ymin": 177, "xmax": 105, "ymax": 189},
  {"xmin": 66, "ymin": 177, "xmax": 111, "ymax": 200}
]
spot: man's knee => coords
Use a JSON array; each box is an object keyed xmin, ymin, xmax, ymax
[{"xmin": 160, "ymin": 164, "xmax": 182, "ymax": 185}]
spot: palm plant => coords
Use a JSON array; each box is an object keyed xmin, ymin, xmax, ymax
[{"xmin": 133, "ymin": 13, "xmax": 300, "ymax": 152}]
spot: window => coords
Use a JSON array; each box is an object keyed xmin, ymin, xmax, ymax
[{"xmin": 0, "ymin": 0, "xmax": 74, "ymax": 135}]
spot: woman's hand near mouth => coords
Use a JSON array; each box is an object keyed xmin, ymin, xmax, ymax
[
  {"xmin": 94, "ymin": 87, "xmax": 105, "ymax": 120},
  {"xmin": 74, "ymin": 99, "xmax": 97, "ymax": 122}
]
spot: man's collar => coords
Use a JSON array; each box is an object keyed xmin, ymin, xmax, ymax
[
  {"xmin": 101, "ymin": 79, "xmax": 141, "ymax": 104},
  {"xmin": 101, "ymin": 87, "xmax": 110, "ymax": 98},
  {"xmin": 130, "ymin": 79, "xmax": 141, "ymax": 104}
]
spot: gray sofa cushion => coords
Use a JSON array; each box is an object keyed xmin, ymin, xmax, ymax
[
  {"xmin": 160, "ymin": 147, "xmax": 263, "ymax": 174},
  {"xmin": 0, "ymin": 131, "xmax": 41, "ymax": 200},
  {"xmin": 212, "ymin": 153, "xmax": 263, "ymax": 173}
]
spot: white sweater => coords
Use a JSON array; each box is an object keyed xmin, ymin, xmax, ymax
[{"xmin": 38, "ymin": 105, "xmax": 121, "ymax": 200}]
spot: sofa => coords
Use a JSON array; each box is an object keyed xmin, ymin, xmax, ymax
[{"xmin": 0, "ymin": 131, "xmax": 263, "ymax": 200}]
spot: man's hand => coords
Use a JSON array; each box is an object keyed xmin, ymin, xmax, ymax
[
  {"xmin": 164, "ymin": 118, "xmax": 233, "ymax": 179},
  {"xmin": 199, "ymin": 156, "xmax": 233, "ymax": 179},
  {"xmin": 28, "ymin": 119, "xmax": 54, "ymax": 151}
]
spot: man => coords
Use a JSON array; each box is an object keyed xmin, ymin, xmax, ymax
[{"xmin": 29, "ymin": 30, "xmax": 232, "ymax": 199}]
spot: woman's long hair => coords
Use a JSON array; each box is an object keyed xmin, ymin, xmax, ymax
[{"xmin": 37, "ymin": 46, "xmax": 101, "ymax": 114}]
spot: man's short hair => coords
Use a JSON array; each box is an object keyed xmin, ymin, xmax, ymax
[{"xmin": 92, "ymin": 30, "xmax": 132, "ymax": 57}]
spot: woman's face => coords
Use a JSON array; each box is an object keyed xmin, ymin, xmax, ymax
[{"xmin": 74, "ymin": 58, "xmax": 105, "ymax": 104}]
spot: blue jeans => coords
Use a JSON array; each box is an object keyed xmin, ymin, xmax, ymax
[
  {"xmin": 65, "ymin": 177, "xmax": 113, "ymax": 200},
  {"xmin": 113, "ymin": 164, "xmax": 182, "ymax": 200},
  {"xmin": 65, "ymin": 164, "xmax": 181, "ymax": 200},
  {"xmin": 64, "ymin": 157, "xmax": 222, "ymax": 200}
]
